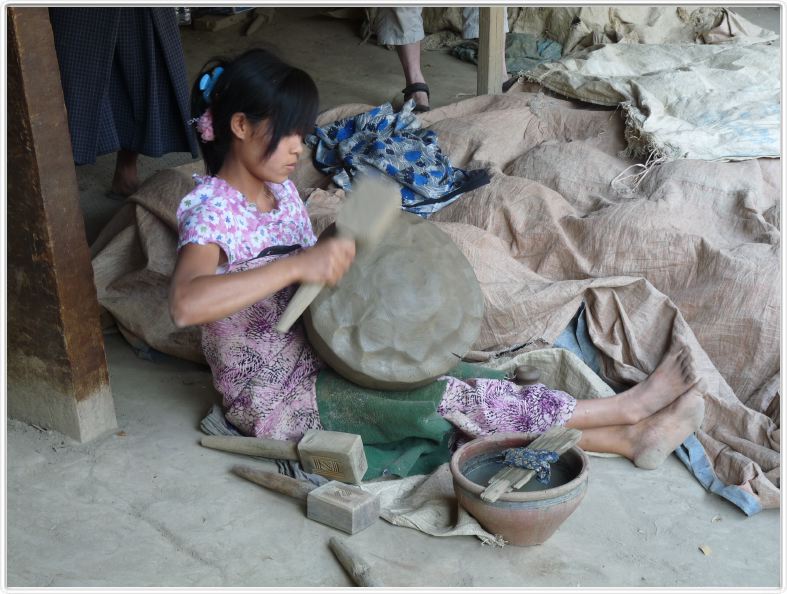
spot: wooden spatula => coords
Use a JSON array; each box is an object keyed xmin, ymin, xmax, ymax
[
  {"xmin": 480, "ymin": 427, "xmax": 583, "ymax": 502},
  {"xmin": 276, "ymin": 175, "xmax": 401, "ymax": 333}
]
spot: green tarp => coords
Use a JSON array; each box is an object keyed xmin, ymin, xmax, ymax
[{"xmin": 316, "ymin": 362, "xmax": 505, "ymax": 480}]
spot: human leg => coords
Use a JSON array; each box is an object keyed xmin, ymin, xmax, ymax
[
  {"xmin": 108, "ymin": 7, "xmax": 196, "ymax": 195},
  {"xmin": 111, "ymin": 149, "xmax": 139, "ymax": 197},
  {"xmin": 375, "ymin": 7, "xmax": 430, "ymax": 110},
  {"xmin": 49, "ymin": 8, "xmax": 120, "ymax": 166},
  {"xmin": 577, "ymin": 386, "xmax": 705, "ymax": 469},
  {"xmin": 565, "ymin": 348, "xmax": 698, "ymax": 429},
  {"xmin": 439, "ymin": 347, "xmax": 698, "ymax": 437},
  {"xmin": 438, "ymin": 346, "xmax": 702, "ymax": 469},
  {"xmin": 439, "ymin": 376, "xmax": 577, "ymax": 437},
  {"xmin": 395, "ymin": 43, "xmax": 430, "ymax": 109},
  {"xmin": 562, "ymin": 347, "xmax": 703, "ymax": 469}
]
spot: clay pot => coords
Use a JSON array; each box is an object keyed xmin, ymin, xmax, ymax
[{"xmin": 450, "ymin": 432, "xmax": 589, "ymax": 546}]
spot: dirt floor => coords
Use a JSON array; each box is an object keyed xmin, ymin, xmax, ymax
[{"xmin": 6, "ymin": 6, "xmax": 782, "ymax": 589}]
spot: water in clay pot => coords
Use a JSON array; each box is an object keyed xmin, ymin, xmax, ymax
[
  {"xmin": 461, "ymin": 452, "xmax": 579, "ymax": 493},
  {"xmin": 450, "ymin": 433, "xmax": 590, "ymax": 546}
]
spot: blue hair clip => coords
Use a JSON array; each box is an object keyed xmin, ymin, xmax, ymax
[{"xmin": 199, "ymin": 66, "xmax": 224, "ymax": 104}]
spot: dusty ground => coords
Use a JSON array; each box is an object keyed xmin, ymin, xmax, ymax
[
  {"xmin": 6, "ymin": 339, "xmax": 781, "ymax": 588},
  {"xmin": 6, "ymin": 6, "xmax": 782, "ymax": 589}
]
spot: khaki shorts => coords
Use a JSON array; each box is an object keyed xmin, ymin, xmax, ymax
[{"xmin": 374, "ymin": 7, "xmax": 509, "ymax": 45}]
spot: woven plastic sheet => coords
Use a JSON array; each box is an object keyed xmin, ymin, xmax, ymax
[{"xmin": 527, "ymin": 42, "xmax": 780, "ymax": 162}]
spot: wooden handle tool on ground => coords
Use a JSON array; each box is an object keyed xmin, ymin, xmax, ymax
[
  {"xmin": 233, "ymin": 465, "xmax": 380, "ymax": 535},
  {"xmin": 275, "ymin": 174, "xmax": 401, "ymax": 333},
  {"xmin": 201, "ymin": 428, "xmax": 368, "ymax": 484},
  {"xmin": 233, "ymin": 464, "xmax": 316, "ymax": 500},
  {"xmin": 329, "ymin": 537, "xmax": 384, "ymax": 587}
]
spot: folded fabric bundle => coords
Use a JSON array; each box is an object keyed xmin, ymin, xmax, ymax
[
  {"xmin": 306, "ymin": 101, "xmax": 489, "ymax": 217},
  {"xmin": 451, "ymin": 32, "xmax": 562, "ymax": 75},
  {"xmin": 526, "ymin": 42, "xmax": 780, "ymax": 164}
]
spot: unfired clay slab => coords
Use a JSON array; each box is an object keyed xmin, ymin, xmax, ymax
[{"xmin": 304, "ymin": 211, "xmax": 484, "ymax": 390}]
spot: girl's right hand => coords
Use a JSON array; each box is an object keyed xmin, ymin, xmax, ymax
[{"xmin": 296, "ymin": 237, "xmax": 356, "ymax": 285}]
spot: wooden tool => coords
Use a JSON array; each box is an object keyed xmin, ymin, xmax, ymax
[
  {"xmin": 233, "ymin": 465, "xmax": 380, "ymax": 535},
  {"xmin": 480, "ymin": 426, "xmax": 582, "ymax": 502},
  {"xmin": 329, "ymin": 537, "xmax": 384, "ymax": 587},
  {"xmin": 201, "ymin": 428, "xmax": 368, "ymax": 484},
  {"xmin": 275, "ymin": 174, "xmax": 401, "ymax": 334}
]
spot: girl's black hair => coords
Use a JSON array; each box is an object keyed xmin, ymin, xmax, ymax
[{"xmin": 191, "ymin": 48, "xmax": 319, "ymax": 175}]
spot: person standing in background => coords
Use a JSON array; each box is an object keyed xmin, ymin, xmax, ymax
[
  {"xmin": 374, "ymin": 7, "xmax": 510, "ymax": 112},
  {"xmin": 49, "ymin": 8, "xmax": 198, "ymax": 198}
]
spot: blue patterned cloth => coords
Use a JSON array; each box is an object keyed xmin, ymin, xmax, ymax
[
  {"xmin": 501, "ymin": 448, "xmax": 560, "ymax": 485},
  {"xmin": 306, "ymin": 101, "xmax": 489, "ymax": 217}
]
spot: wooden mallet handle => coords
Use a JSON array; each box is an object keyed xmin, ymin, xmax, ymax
[
  {"xmin": 201, "ymin": 435, "xmax": 299, "ymax": 460},
  {"xmin": 232, "ymin": 465, "xmax": 316, "ymax": 501}
]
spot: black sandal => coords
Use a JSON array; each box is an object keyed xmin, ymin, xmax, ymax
[
  {"xmin": 502, "ymin": 75, "xmax": 520, "ymax": 94},
  {"xmin": 402, "ymin": 82, "xmax": 430, "ymax": 113}
]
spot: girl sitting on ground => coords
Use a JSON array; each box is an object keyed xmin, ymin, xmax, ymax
[{"xmin": 169, "ymin": 48, "xmax": 705, "ymax": 472}]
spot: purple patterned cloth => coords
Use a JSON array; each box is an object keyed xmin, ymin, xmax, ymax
[
  {"xmin": 178, "ymin": 175, "xmax": 323, "ymax": 440},
  {"xmin": 200, "ymin": 254, "xmax": 325, "ymax": 440},
  {"xmin": 438, "ymin": 377, "xmax": 576, "ymax": 437},
  {"xmin": 176, "ymin": 175, "xmax": 577, "ymax": 441}
]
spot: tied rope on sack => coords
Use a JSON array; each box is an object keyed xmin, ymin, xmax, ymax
[
  {"xmin": 306, "ymin": 100, "xmax": 489, "ymax": 217},
  {"xmin": 500, "ymin": 448, "xmax": 560, "ymax": 485}
]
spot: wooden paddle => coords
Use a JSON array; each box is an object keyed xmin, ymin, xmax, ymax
[{"xmin": 276, "ymin": 175, "xmax": 401, "ymax": 334}]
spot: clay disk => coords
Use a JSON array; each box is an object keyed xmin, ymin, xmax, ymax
[{"xmin": 303, "ymin": 211, "xmax": 484, "ymax": 390}]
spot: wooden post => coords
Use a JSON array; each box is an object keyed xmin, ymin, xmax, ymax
[
  {"xmin": 7, "ymin": 7, "xmax": 117, "ymax": 442},
  {"xmin": 477, "ymin": 7, "xmax": 506, "ymax": 96}
]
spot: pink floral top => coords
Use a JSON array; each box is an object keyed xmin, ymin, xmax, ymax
[
  {"xmin": 177, "ymin": 175, "xmax": 316, "ymax": 270},
  {"xmin": 176, "ymin": 174, "xmax": 324, "ymax": 441}
]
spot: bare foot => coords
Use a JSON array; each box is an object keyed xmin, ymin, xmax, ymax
[
  {"xmin": 621, "ymin": 347, "xmax": 699, "ymax": 423},
  {"xmin": 630, "ymin": 386, "xmax": 705, "ymax": 470}
]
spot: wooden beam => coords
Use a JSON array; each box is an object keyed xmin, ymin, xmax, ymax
[
  {"xmin": 7, "ymin": 7, "xmax": 117, "ymax": 442},
  {"xmin": 477, "ymin": 7, "xmax": 506, "ymax": 96}
]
